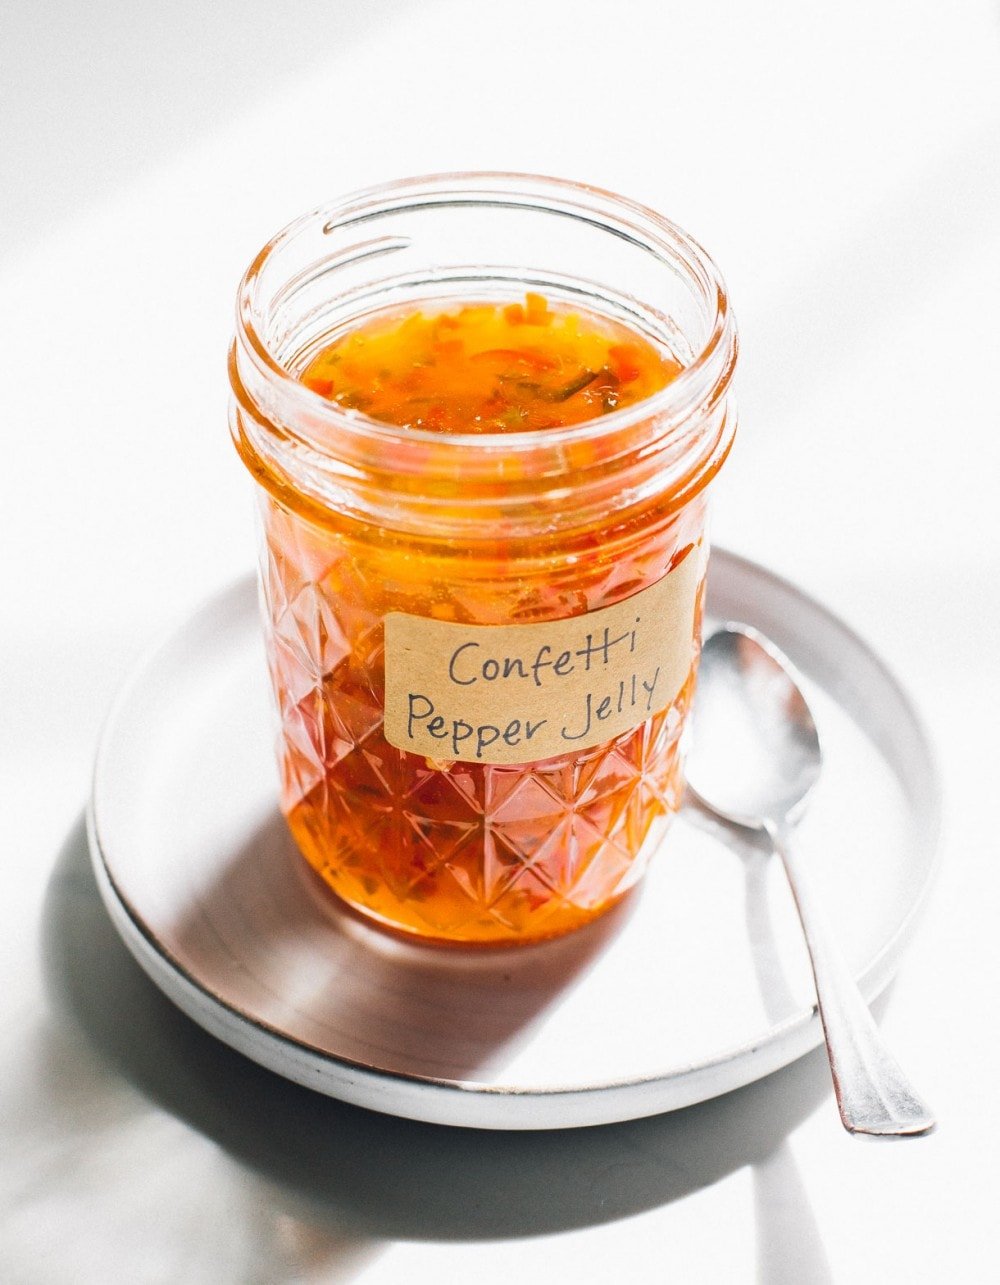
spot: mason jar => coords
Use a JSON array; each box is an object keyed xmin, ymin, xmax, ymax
[{"xmin": 229, "ymin": 173, "xmax": 737, "ymax": 945}]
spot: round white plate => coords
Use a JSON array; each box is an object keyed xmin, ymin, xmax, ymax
[{"xmin": 88, "ymin": 549, "xmax": 941, "ymax": 1130}]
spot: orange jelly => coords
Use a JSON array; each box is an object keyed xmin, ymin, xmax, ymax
[
  {"xmin": 230, "ymin": 176, "xmax": 737, "ymax": 946},
  {"xmin": 299, "ymin": 292, "xmax": 678, "ymax": 434},
  {"xmin": 269, "ymin": 296, "xmax": 696, "ymax": 943}
]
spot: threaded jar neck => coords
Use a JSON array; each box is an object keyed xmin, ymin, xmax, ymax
[{"xmin": 230, "ymin": 173, "xmax": 737, "ymax": 542}]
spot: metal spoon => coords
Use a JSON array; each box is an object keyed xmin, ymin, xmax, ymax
[{"xmin": 687, "ymin": 623, "xmax": 935, "ymax": 1137}]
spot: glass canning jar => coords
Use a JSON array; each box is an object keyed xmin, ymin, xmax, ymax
[{"xmin": 229, "ymin": 173, "xmax": 737, "ymax": 945}]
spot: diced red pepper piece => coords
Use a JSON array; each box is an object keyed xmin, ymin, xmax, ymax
[
  {"xmin": 303, "ymin": 375, "xmax": 334, "ymax": 397},
  {"xmin": 609, "ymin": 344, "xmax": 642, "ymax": 384}
]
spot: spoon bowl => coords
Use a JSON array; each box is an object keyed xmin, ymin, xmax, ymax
[{"xmin": 689, "ymin": 626, "xmax": 821, "ymax": 829}]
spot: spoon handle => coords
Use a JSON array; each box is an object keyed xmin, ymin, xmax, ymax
[{"xmin": 767, "ymin": 819, "xmax": 935, "ymax": 1137}]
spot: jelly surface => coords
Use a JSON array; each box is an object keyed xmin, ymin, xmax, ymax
[
  {"xmin": 261, "ymin": 295, "xmax": 702, "ymax": 944},
  {"xmin": 300, "ymin": 292, "xmax": 680, "ymax": 433}
]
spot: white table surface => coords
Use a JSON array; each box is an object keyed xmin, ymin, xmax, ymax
[{"xmin": 2, "ymin": 1, "xmax": 999, "ymax": 1281}]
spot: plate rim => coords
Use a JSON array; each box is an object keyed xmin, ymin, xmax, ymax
[{"xmin": 87, "ymin": 547, "xmax": 943, "ymax": 1129}]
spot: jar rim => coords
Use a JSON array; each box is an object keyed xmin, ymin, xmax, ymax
[{"xmin": 235, "ymin": 171, "xmax": 737, "ymax": 459}]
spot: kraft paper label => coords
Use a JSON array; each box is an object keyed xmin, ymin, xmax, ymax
[{"xmin": 383, "ymin": 551, "xmax": 702, "ymax": 765}]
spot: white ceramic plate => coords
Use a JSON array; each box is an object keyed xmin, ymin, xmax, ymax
[{"xmin": 88, "ymin": 549, "xmax": 941, "ymax": 1130}]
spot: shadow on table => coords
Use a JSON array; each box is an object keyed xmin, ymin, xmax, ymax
[{"xmin": 42, "ymin": 813, "xmax": 856, "ymax": 1273}]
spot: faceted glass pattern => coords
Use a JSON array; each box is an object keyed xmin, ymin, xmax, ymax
[{"xmin": 258, "ymin": 495, "xmax": 706, "ymax": 945}]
